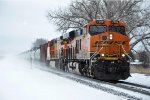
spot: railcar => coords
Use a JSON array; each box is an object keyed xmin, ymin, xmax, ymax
[{"xmin": 40, "ymin": 19, "xmax": 131, "ymax": 80}]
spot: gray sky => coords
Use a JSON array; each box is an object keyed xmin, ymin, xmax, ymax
[
  {"xmin": 0, "ymin": 0, "xmax": 71, "ymax": 55},
  {"xmin": 0, "ymin": 0, "xmax": 149, "ymax": 56}
]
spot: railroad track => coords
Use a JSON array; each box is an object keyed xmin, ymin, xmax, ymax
[
  {"xmin": 118, "ymin": 81, "xmax": 150, "ymax": 89},
  {"xmin": 86, "ymin": 77, "xmax": 150, "ymax": 96},
  {"xmin": 116, "ymin": 81, "xmax": 150, "ymax": 95},
  {"xmin": 32, "ymin": 64, "xmax": 150, "ymax": 100}
]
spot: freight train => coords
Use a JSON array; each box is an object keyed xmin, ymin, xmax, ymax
[{"xmin": 25, "ymin": 19, "xmax": 131, "ymax": 81}]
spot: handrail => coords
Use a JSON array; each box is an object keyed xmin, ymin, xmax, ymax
[
  {"xmin": 90, "ymin": 44, "xmax": 104, "ymax": 60},
  {"xmin": 121, "ymin": 45, "xmax": 133, "ymax": 62}
]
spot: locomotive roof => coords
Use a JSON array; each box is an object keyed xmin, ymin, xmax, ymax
[{"xmin": 85, "ymin": 19, "xmax": 126, "ymax": 26}]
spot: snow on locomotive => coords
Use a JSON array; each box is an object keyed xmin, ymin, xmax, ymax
[{"xmin": 40, "ymin": 19, "xmax": 130, "ymax": 81}]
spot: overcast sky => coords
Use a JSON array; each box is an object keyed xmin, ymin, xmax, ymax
[
  {"xmin": 0, "ymin": 0, "xmax": 149, "ymax": 56},
  {"xmin": 0, "ymin": 0, "xmax": 71, "ymax": 55}
]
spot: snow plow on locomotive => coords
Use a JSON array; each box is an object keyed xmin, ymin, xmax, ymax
[{"xmin": 34, "ymin": 19, "xmax": 131, "ymax": 81}]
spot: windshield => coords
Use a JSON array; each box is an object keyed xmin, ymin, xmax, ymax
[
  {"xmin": 89, "ymin": 26, "xmax": 106, "ymax": 36},
  {"xmin": 108, "ymin": 26, "xmax": 125, "ymax": 35}
]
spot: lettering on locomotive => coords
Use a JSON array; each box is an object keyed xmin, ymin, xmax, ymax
[{"xmin": 93, "ymin": 41, "xmax": 128, "ymax": 47}]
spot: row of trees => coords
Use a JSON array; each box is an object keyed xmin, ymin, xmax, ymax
[
  {"xmin": 132, "ymin": 50, "xmax": 150, "ymax": 67},
  {"xmin": 31, "ymin": 38, "xmax": 47, "ymax": 50},
  {"xmin": 139, "ymin": 51, "xmax": 150, "ymax": 67}
]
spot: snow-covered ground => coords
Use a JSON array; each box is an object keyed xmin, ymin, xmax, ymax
[
  {"xmin": 0, "ymin": 56, "xmax": 124, "ymax": 100},
  {"xmin": 0, "ymin": 56, "xmax": 150, "ymax": 100},
  {"xmin": 125, "ymin": 73, "xmax": 150, "ymax": 87}
]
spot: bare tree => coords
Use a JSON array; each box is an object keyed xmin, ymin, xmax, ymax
[
  {"xmin": 47, "ymin": 0, "xmax": 150, "ymax": 52},
  {"xmin": 139, "ymin": 51, "xmax": 150, "ymax": 67},
  {"xmin": 32, "ymin": 38, "xmax": 48, "ymax": 50}
]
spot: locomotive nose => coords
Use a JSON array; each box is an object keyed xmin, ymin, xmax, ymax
[
  {"xmin": 90, "ymin": 31, "xmax": 129, "ymax": 60},
  {"xmin": 102, "ymin": 32, "xmax": 129, "ymax": 60}
]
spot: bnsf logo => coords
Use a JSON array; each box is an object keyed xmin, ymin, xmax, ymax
[{"xmin": 92, "ymin": 41, "xmax": 128, "ymax": 47}]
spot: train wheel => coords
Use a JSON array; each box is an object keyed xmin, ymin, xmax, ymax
[
  {"xmin": 55, "ymin": 60, "xmax": 59, "ymax": 68},
  {"xmin": 58, "ymin": 59, "xmax": 64, "ymax": 70},
  {"xmin": 63, "ymin": 63, "xmax": 69, "ymax": 72},
  {"xmin": 79, "ymin": 63, "xmax": 84, "ymax": 75}
]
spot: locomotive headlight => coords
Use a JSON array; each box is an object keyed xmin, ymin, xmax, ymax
[
  {"xmin": 101, "ymin": 54, "xmax": 105, "ymax": 57},
  {"xmin": 110, "ymin": 34, "xmax": 113, "ymax": 40},
  {"xmin": 122, "ymin": 54, "xmax": 125, "ymax": 57}
]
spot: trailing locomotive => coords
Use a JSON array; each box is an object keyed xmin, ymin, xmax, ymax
[{"xmin": 34, "ymin": 19, "xmax": 131, "ymax": 81}]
